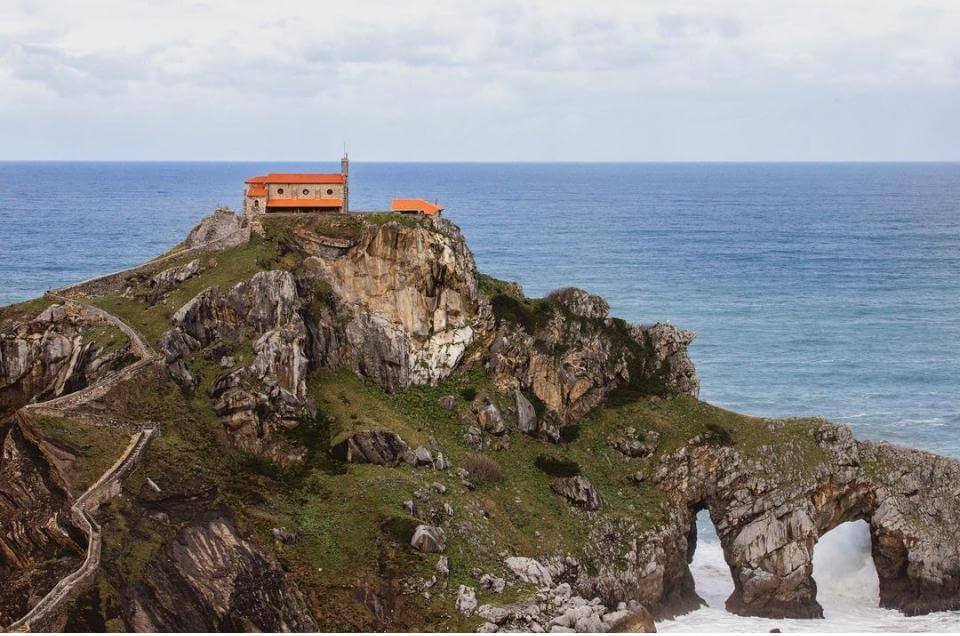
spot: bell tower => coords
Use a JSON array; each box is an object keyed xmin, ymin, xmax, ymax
[{"xmin": 340, "ymin": 150, "xmax": 349, "ymax": 214}]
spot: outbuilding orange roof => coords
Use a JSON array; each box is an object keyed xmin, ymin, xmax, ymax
[
  {"xmin": 246, "ymin": 185, "xmax": 266, "ymax": 197},
  {"xmin": 246, "ymin": 173, "xmax": 345, "ymax": 185},
  {"xmin": 266, "ymin": 198, "xmax": 343, "ymax": 209},
  {"xmin": 391, "ymin": 198, "xmax": 443, "ymax": 215}
]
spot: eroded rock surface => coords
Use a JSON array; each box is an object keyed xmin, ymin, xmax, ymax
[
  {"xmin": 183, "ymin": 207, "xmax": 247, "ymax": 250},
  {"xmin": 483, "ymin": 286, "xmax": 698, "ymax": 440},
  {"xmin": 301, "ymin": 217, "xmax": 489, "ymax": 391},
  {"xmin": 1, "ymin": 304, "xmax": 132, "ymax": 416},
  {"xmin": 575, "ymin": 420, "xmax": 960, "ymax": 620},
  {"xmin": 125, "ymin": 511, "xmax": 316, "ymax": 631},
  {"xmin": 0, "ymin": 419, "xmax": 84, "ymax": 625}
]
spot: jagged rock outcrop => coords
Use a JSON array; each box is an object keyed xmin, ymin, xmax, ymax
[
  {"xmin": 329, "ymin": 430, "xmax": 415, "ymax": 466},
  {"xmin": 163, "ymin": 270, "xmax": 313, "ymax": 461},
  {"xmin": 484, "ymin": 286, "xmax": 698, "ymax": 440},
  {"xmin": 574, "ymin": 419, "xmax": 960, "ymax": 620},
  {"xmin": 125, "ymin": 511, "xmax": 316, "ymax": 631},
  {"xmin": 609, "ymin": 428, "xmax": 660, "ymax": 459},
  {"xmin": 1, "ymin": 304, "xmax": 132, "ymax": 416},
  {"xmin": 299, "ymin": 217, "xmax": 489, "ymax": 391},
  {"xmin": 551, "ymin": 476, "xmax": 602, "ymax": 510},
  {"xmin": 0, "ymin": 419, "xmax": 85, "ymax": 625},
  {"xmin": 183, "ymin": 208, "xmax": 247, "ymax": 250}
]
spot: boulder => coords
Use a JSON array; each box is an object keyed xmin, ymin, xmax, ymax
[
  {"xmin": 414, "ymin": 446, "xmax": 434, "ymax": 466},
  {"xmin": 609, "ymin": 607, "xmax": 656, "ymax": 632},
  {"xmin": 411, "ymin": 525, "xmax": 446, "ymax": 553},
  {"xmin": 505, "ymin": 556, "xmax": 553, "ymax": 586},
  {"xmin": 477, "ymin": 402, "xmax": 505, "ymax": 435},
  {"xmin": 551, "ymin": 476, "xmax": 602, "ymax": 510},
  {"xmin": 330, "ymin": 431, "xmax": 413, "ymax": 467},
  {"xmin": 515, "ymin": 390, "xmax": 537, "ymax": 433},
  {"xmin": 480, "ymin": 573, "xmax": 506, "ymax": 594},
  {"xmin": 439, "ymin": 395, "xmax": 456, "ymax": 410},
  {"xmin": 455, "ymin": 584, "xmax": 477, "ymax": 615}
]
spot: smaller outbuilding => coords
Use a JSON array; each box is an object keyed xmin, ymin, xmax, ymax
[{"xmin": 391, "ymin": 198, "xmax": 444, "ymax": 216}]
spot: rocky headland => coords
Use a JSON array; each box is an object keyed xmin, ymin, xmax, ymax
[{"xmin": 1, "ymin": 210, "xmax": 959, "ymax": 631}]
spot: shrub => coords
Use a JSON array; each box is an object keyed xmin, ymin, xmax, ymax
[
  {"xmin": 460, "ymin": 387, "xmax": 478, "ymax": 402},
  {"xmin": 559, "ymin": 424, "xmax": 582, "ymax": 444},
  {"xmin": 534, "ymin": 454, "xmax": 581, "ymax": 477},
  {"xmin": 462, "ymin": 453, "xmax": 504, "ymax": 484},
  {"xmin": 704, "ymin": 422, "xmax": 734, "ymax": 446}
]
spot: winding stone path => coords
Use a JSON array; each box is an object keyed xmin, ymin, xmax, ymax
[
  {"xmin": 7, "ymin": 426, "xmax": 156, "ymax": 631},
  {"xmin": 3, "ymin": 218, "xmax": 249, "ymax": 630},
  {"xmin": 5, "ymin": 299, "xmax": 161, "ymax": 630}
]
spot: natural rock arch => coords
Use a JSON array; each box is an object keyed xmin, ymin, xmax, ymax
[{"xmin": 649, "ymin": 421, "xmax": 960, "ymax": 619}]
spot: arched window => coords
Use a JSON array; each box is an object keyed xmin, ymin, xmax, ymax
[
  {"xmin": 277, "ymin": 187, "xmax": 284, "ymax": 194},
  {"xmin": 303, "ymin": 188, "xmax": 309, "ymax": 195},
  {"xmin": 253, "ymin": 199, "xmax": 259, "ymax": 208}
]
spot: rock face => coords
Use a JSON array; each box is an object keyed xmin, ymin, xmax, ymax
[
  {"xmin": 0, "ymin": 418, "xmax": 84, "ymax": 625},
  {"xmin": 125, "ymin": 511, "xmax": 316, "ymax": 631},
  {"xmin": 164, "ymin": 270, "xmax": 313, "ymax": 462},
  {"xmin": 1, "ymin": 304, "xmax": 132, "ymax": 416},
  {"xmin": 483, "ymin": 286, "xmax": 698, "ymax": 440},
  {"xmin": 161, "ymin": 217, "xmax": 703, "ymax": 463},
  {"xmin": 575, "ymin": 420, "xmax": 960, "ymax": 620},
  {"xmin": 182, "ymin": 207, "xmax": 247, "ymax": 250},
  {"xmin": 300, "ymin": 217, "xmax": 488, "ymax": 392}
]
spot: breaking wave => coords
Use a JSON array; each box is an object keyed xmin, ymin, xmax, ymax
[{"xmin": 658, "ymin": 512, "xmax": 960, "ymax": 632}]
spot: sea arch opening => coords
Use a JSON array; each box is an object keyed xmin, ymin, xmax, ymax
[
  {"xmin": 811, "ymin": 519, "xmax": 880, "ymax": 616},
  {"xmin": 688, "ymin": 508, "xmax": 736, "ymax": 609}
]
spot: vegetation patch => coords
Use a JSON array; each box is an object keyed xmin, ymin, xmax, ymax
[
  {"xmin": 29, "ymin": 415, "xmax": 131, "ymax": 492},
  {"xmin": 462, "ymin": 453, "xmax": 504, "ymax": 484},
  {"xmin": 89, "ymin": 238, "xmax": 279, "ymax": 345},
  {"xmin": 0, "ymin": 297, "xmax": 53, "ymax": 332}
]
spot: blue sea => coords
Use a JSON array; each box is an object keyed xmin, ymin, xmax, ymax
[{"xmin": 2, "ymin": 161, "xmax": 959, "ymax": 630}]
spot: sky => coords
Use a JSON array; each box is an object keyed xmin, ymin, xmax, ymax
[{"xmin": 1, "ymin": 0, "xmax": 958, "ymax": 161}]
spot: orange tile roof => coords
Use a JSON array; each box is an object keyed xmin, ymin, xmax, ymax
[
  {"xmin": 246, "ymin": 185, "xmax": 266, "ymax": 197},
  {"xmin": 246, "ymin": 173, "xmax": 345, "ymax": 184},
  {"xmin": 266, "ymin": 198, "xmax": 343, "ymax": 209},
  {"xmin": 391, "ymin": 198, "xmax": 443, "ymax": 215}
]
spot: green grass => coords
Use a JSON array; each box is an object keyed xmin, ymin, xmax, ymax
[
  {"xmin": 0, "ymin": 297, "xmax": 53, "ymax": 331},
  {"xmin": 262, "ymin": 213, "xmax": 363, "ymax": 244},
  {"xmin": 89, "ymin": 239, "xmax": 279, "ymax": 345},
  {"xmin": 80, "ymin": 323, "xmax": 130, "ymax": 356},
  {"xmin": 28, "ymin": 415, "xmax": 131, "ymax": 492}
]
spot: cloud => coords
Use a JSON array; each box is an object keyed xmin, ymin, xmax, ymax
[{"xmin": 0, "ymin": 0, "xmax": 957, "ymax": 160}]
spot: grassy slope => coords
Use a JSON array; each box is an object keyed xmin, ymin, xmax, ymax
[
  {"xmin": 89, "ymin": 237, "xmax": 280, "ymax": 346},
  {"xmin": 28, "ymin": 414, "xmax": 131, "ymax": 493}
]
